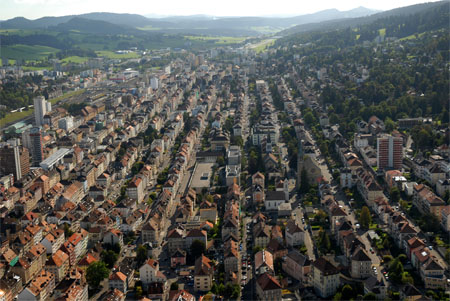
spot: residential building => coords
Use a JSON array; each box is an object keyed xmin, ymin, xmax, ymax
[
  {"xmin": 350, "ymin": 247, "xmax": 372, "ymax": 279},
  {"xmin": 282, "ymin": 250, "xmax": 311, "ymax": 282},
  {"xmin": 139, "ymin": 259, "xmax": 166, "ymax": 286},
  {"xmin": 377, "ymin": 134, "xmax": 403, "ymax": 170},
  {"xmin": 109, "ymin": 271, "xmax": 128, "ymax": 293},
  {"xmin": 255, "ymin": 273, "xmax": 282, "ymax": 301},
  {"xmin": 285, "ymin": 220, "xmax": 304, "ymax": 247},
  {"xmin": 312, "ymin": 257, "xmax": 340, "ymax": 298},
  {"xmin": 0, "ymin": 141, "xmax": 30, "ymax": 181},
  {"xmin": 194, "ymin": 255, "xmax": 213, "ymax": 292}
]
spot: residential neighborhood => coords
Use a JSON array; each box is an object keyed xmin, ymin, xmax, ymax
[{"xmin": 0, "ymin": 5, "xmax": 449, "ymax": 300}]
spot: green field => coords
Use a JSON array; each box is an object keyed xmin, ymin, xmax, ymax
[
  {"xmin": 378, "ymin": 28, "xmax": 386, "ymax": 36},
  {"xmin": 0, "ymin": 110, "xmax": 33, "ymax": 129},
  {"xmin": 0, "ymin": 44, "xmax": 59, "ymax": 61},
  {"xmin": 95, "ymin": 50, "xmax": 140, "ymax": 59},
  {"xmin": 0, "ymin": 58, "xmax": 17, "ymax": 65},
  {"xmin": 184, "ymin": 35, "xmax": 247, "ymax": 45},
  {"xmin": 22, "ymin": 65, "xmax": 53, "ymax": 71},
  {"xmin": 137, "ymin": 25, "xmax": 161, "ymax": 31},
  {"xmin": 253, "ymin": 39, "xmax": 275, "ymax": 53},
  {"xmin": 250, "ymin": 26, "xmax": 284, "ymax": 34},
  {"xmin": 0, "ymin": 89, "xmax": 86, "ymax": 128},
  {"xmin": 61, "ymin": 56, "xmax": 90, "ymax": 64}
]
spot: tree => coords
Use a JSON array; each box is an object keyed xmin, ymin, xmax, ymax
[
  {"xmin": 190, "ymin": 240, "xmax": 206, "ymax": 259},
  {"xmin": 101, "ymin": 250, "xmax": 118, "ymax": 269},
  {"xmin": 86, "ymin": 261, "xmax": 109, "ymax": 289},
  {"xmin": 360, "ymin": 206, "xmax": 372, "ymax": 229},
  {"xmin": 170, "ymin": 282, "xmax": 179, "ymax": 291},
  {"xmin": 363, "ymin": 292, "xmax": 377, "ymax": 300},
  {"xmin": 401, "ymin": 271, "xmax": 414, "ymax": 285},
  {"xmin": 385, "ymin": 117, "xmax": 395, "ymax": 132},
  {"xmin": 223, "ymin": 283, "xmax": 234, "ymax": 299},
  {"xmin": 304, "ymin": 111, "xmax": 315, "ymax": 125},
  {"xmin": 341, "ymin": 284, "xmax": 354, "ymax": 300},
  {"xmin": 135, "ymin": 285, "xmax": 143, "ymax": 298},
  {"xmin": 63, "ymin": 223, "xmax": 74, "ymax": 238},
  {"xmin": 231, "ymin": 284, "xmax": 240, "ymax": 299},
  {"xmin": 388, "ymin": 257, "xmax": 404, "ymax": 284},
  {"xmin": 136, "ymin": 245, "xmax": 148, "ymax": 266},
  {"xmin": 390, "ymin": 187, "xmax": 401, "ymax": 203}
]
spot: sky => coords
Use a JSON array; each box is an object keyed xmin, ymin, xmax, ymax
[{"xmin": 1, "ymin": 0, "xmax": 440, "ymax": 20}]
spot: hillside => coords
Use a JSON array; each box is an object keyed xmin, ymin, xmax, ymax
[
  {"xmin": 0, "ymin": 7, "xmax": 379, "ymax": 36},
  {"xmin": 277, "ymin": 0, "xmax": 449, "ymax": 46},
  {"xmin": 280, "ymin": 1, "xmax": 449, "ymax": 35}
]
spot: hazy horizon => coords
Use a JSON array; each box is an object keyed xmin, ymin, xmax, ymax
[{"xmin": 1, "ymin": 0, "xmax": 441, "ymax": 20}]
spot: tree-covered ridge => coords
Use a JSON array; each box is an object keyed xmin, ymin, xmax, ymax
[{"xmin": 278, "ymin": 1, "xmax": 449, "ymax": 48}]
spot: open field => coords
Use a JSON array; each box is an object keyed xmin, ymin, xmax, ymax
[
  {"xmin": 184, "ymin": 35, "xmax": 247, "ymax": 44},
  {"xmin": 0, "ymin": 44, "xmax": 59, "ymax": 61},
  {"xmin": 0, "ymin": 110, "xmax": 33, "ymax": 128},
  {"xmin": 22, "ymin": 65, "xmax": 53, "ymax": 71},
  {"xmin": 61, "ymin": 56, "xmax": 90, "ymax": 64},
  {"xmin": 95, "ymin": 50, "xmax": 140, "ymax": 59},
  {"xmin": 250, "ymin": 38, "xmax": 276, "ymax": 53}
]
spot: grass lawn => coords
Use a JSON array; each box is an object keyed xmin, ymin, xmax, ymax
[
  {"xmin": 22, "ymin": 65, "xmax": 53, "ymax": 71},
  {"xmin": 61, "ymin": 56, "xmax": 89, "ymax": 64},
  {"xmin": 0, "ymin": 44, "xmax": 59, "ymax": 61},
  {"xmin": 253, "ymin": 39, "xmax": 275, "ymax": 53},
  {"xmin": 0, "ymin": 110, "xmax": 33, "ymax": 128},
  {"xmin": 378, "ymin": 28, "xmax": 386, "ymax": 36},
  {"xmin": 95, "ymin": 50, "xmax": 139, "ymax": 59},
  {"xmin": 184, "ymin": 35, "xmax": 247, "ymax": 45},
  {"xmin": 137, "ymin": 25, "xmax": 161, "ymax": 31}
]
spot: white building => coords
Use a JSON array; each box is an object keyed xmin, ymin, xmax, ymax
[
  {"xmin": 34, "ymin": 96, "xmax": 48, "ymax": 126},
  {"xmin": 150, "ymin": 77, "xmax": 159, "ymax": 90}
]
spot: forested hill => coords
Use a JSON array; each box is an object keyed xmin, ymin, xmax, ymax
[
  {"xmin": 277, "ymin": 1, "xmax": 449, "ymax": 47},
  {"xmin": 280, "ymin": 1, "xmax": 449, "ymax": 36}
]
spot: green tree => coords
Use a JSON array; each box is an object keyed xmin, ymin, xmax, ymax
[
  {"xmin": 304, "ymin": 111, "xmax": 316, "ymax": 125},
  {"xmin": 101, "ymin": 250, "xmax": 118, "ymax": 269},
  {"xmin": 170, "ymin": 282, "xmax": 179, "ymax": 291},
  {"xmin": 223, "ymin": 283, "xmax": 234, "ymax": 299},
  {"xmin": 390, "ymin": 187, "xmax": 401, "ymax": 203},
  {"xmin": 341, "ymin": 284, "xmax": 354, "ymax": 300},
  {"xmin": 359, "ymin": 206, "xmax": 372, "ymax": 229},
  {"xmin": 190, "ymin": 240, "xmax": 206, "ymax": 259},
  {"xmin": 401, "ymin": 271, "xmax": 414, "ymax": 285},
  {"xmin": 136, "ymin": 245, "xmax": 148, "ymax": 266},
  {"xmin": 388, "ymin": 257, "xmax": 404, "ymax": 284},
  {"xmin": 86, "ymin": 261, "xmax": 109, "ymax": 289},
  {"xmin": 362, "ymin": 292, "xmax": 377, "ymax": 300},
  {"xmin": 231, "ymin": 284, "xmax": 240, "ymax": 299},
  {"xmin": 385, "ymin": 117, "xmax": 395, "ymax": 132},
  {"xmin": 135, "ymin": 286, "xmax": 143, "ymax": 298}
]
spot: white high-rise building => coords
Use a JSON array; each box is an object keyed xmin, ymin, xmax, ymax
[
  {"xmin": 34, "ymin": 96, "xmax": 47, "ymax": 126},
  {"xmin": 58, "ymin": 116, "xmax": 74, "ymax": 132},
  {"xmin": 150, "ymin": 77, "xmax": 159, "ymax": 90}
]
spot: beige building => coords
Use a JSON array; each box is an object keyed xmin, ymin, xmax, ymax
[
  {"xmin": 313, "ymin": 257, "xmax": 340, "ymax": 298},
  {"xmin": 194, "ymin": 255, "xmax": 214, "ymax": 292},
  {"xmin": 350, "ymin": 247, "xmax": 372, "ymax": 279}
]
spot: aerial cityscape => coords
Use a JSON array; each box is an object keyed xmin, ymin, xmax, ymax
[{"xmin": 0, "ymin": 0, "xmax": 448, "ymax": 300}]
